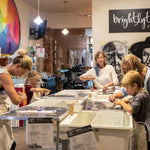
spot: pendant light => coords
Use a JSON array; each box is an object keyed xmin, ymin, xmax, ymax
[
  {"xmin": 34, "ymin": 0, "xmax": 43, "ymax": 25},
  {"xmin": 62, "ymin": 1, "xmax": 69, "ymax": 35}
]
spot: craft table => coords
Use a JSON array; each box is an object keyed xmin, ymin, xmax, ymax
[{"xmin": 0, "ymin": 106, "xmax": 68, "ymax": 150}]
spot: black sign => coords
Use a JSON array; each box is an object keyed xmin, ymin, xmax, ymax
[
  {"xmin": 109, "ymin": 8, "xmax": 150, "ymax": 33},
  {"xmin": 67, "ymin": 125, "xmax": 92, "ymax": 138}
]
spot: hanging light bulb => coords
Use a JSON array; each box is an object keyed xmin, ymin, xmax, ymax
[
  {"xmin": 62, "ymin": 1, "xmax": 69, "ymax": 35},
  {"xmin": 61, "ymin": 28, "xmax": 69, "ymax": 35},
  {"xmin": 34, "ymin": 0, "xmax": 43, "ymax": 25},
  {"xmin": 34, "ymin": 16, "xmax": 43, "ymax": 25}
]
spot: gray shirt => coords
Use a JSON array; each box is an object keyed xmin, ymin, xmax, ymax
[{"xmin": 131, "ymin": 90, "xmax": 149, "ymax": 122}]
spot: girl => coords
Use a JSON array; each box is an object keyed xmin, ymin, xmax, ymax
[
  {"xmin": 25, "ymin": 70, "xmax": 51, "ymax": 104},
  {"xmin": 114, "ymin": 71, "xmax": 149, "ymax": 150}
]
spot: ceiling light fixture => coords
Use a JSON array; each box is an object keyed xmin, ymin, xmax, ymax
[
  {"xmin": 61, "ymin": 1, "xmax": 69, "ymax": 35},
  {"xmin": 34, "ymin": 0, "xmax": 43, "ymax": 25}
]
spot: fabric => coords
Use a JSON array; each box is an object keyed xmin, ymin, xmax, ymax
[
  {"xmin": 25, "ymin": 85, "xmax": 33, "ymax": 104},
  {"xmin": 82, "ymin": 65, "xmax": 119, "ymax": 88},
  {"xmin": 130, "ymin": 90, "xmax": 149, "ymax": 122},
  {"xmin": 144, "ymin": 66, "xmax": 150, "ymax": 93},
  {"xmin": 129, "ymin": 90, "xmax": 149, "ymax": 150},
  {"xmin": 30, "ymin": 92, "xmax": 41, "ymax": 104},
  {"xmin": 120, "ymin": 87, "xmax": 128, "ymax": 97},
  {"xmin": 0, "ymin": 68, "xmax": 14, "ymax": 150},
  {"xmin": 144, "ymin": 67, "xmax": 150, "ymax": 141},
  {"xmin": 129, "ymin": 119, "xmax": 147, "ymax": 150}
]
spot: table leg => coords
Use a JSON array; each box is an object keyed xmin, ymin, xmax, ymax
[{"xmin": 56, "ymin": 121, "xmax": 60, "ymax": 150}]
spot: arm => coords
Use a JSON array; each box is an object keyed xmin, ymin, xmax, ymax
[
  {"xmin": 0, "ymin": 73, "xmax": 26, "ymax": 105},
  {"xmin": 79, "ymin": 68, "xmax": 96, "ymax": 81},
  {"xmin": 103, "ymin": 81, "xmax": 114, "ymax": 92},
  {"xmin": 103, "ymin": 65, "xmax": 119, "ymax": 92},
  {"xmin": 79, "ymin": 75, "xmax": 96, "ymax": 81},
  {"xmin": 30, "ymin": 88, "xmax": 51, "ymax": 95},
  {"xmin": 109, "ymin": 92, "xmax": 124, "ymax": 102},
  {"xmin": 114, "ymin": 100, "xmax": 133, "ymax": 114},
  {"xmin": 109, "ymin": 86, "xmax": 128, "ymax": 102}
]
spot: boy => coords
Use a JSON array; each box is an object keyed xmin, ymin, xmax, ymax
[{"xmin": 114, "ymin": 71, "xmax": 149, "ymax": 150}]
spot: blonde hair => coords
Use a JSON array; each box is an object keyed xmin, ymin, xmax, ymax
[
  {"xmin": 121, "ymin": 54, "xmax": 144, "ymax": 76},
  {"xmin": 12, "ymin": 49, "xmax": 33, "ymax": 71},
  {"xmin": 94, "ymin": 51, "xmax": 107, "ymax": 67},
  {"xmin": 121, "ymin": 71, "xmax": 143, "ymax": 88},
  {"xmin": 25, "ymin": 70, "xmax": 40, "ymax": 85}
]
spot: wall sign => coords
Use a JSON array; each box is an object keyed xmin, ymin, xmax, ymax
[{"xmin": 109, "ymin": 8, "xmax": 150, "ymax": 33}]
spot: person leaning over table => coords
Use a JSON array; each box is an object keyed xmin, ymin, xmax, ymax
[
  {"xmin": 25, "ymin": 70, "xmax": 51, "ymax": 104},
  {"xmin": 109, "ymin": 54, "xmax": 150, "ymax": 102},
  {"xmin": 109, "ymin": 54, "xmax": 150, "ymax": 148},
  {"xmin": 114, "ymin": 70, "xmax": 149, "ymax": 150},
  {"xmin": 0, "ymin": 49, "xmax": 33, "ymax": 150},
  {"xmin": 79, "ymin": 50, "xmax": 119, "ymax": 93}
]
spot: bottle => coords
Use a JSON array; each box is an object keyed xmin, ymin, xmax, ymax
[{"xmin": 69, "ymin": 104, "xmax": 74, "ymax": 116}]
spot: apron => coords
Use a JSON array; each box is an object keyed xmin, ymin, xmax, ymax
[
  {"xmin": 30, "ymin": 91, "xmax": 41, "ymax": 104},
  {"xmin": 0, "ymin": 95, "xmax": 14, "ymax": 150},
  {"xmin": 129, "ymin": 119, "xmax": 147, "ymax": 150}
]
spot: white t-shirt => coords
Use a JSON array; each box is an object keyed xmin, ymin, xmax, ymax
[{"xmin": 82, "ymin": 65, "xmax": 119, "ymax": 88}]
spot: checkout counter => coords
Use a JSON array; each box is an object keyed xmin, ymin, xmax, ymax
[{"xmin": 0, "ymin": 89, "xmax": 133, "ymax": 150}]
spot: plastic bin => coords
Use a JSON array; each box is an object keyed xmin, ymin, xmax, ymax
[
  {"xmin": 60, "ymin": 111, "xmax": 97, "ymax": 140},
  {"xmin": 91, "ymin": 110, "xmax": 133, "ymax": 150}
]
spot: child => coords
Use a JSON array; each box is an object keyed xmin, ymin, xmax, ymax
[
  {"xmin": 25, "ymin": 70, "xmax": 51, "ymax": 104},
  {"xmin": 114, "ymin": 70, "xmax": 149, "ymax": 150}
]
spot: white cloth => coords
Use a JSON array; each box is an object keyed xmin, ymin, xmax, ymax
[
  {"xmin": 82, "ymin": 65, "xmax": 119, "ymax": 88},
  {"xmin": 129, "ymin": 119, "xmax": 147, "ymax": 150},
  {"xmin": 30, "ymin": 92, "xmax": 41, "ymax": 104}
]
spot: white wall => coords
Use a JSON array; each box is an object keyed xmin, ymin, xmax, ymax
[
  {"xmin": 14, "ymin": 0, "xmax": 92, "ymax": 50},
  {"xmin": 14, "ymin": 0, "xmax": 31, "ymax": 49},
  {"xmin": 46, "ymin": 13, "xmax": 92, "ymax": 29},
  {"xmin": 92, "ymin": 0, "xmax": 150, "ymax": 55}
]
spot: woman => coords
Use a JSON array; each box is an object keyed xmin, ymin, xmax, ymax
[
  {"xmin": 109, "ymin": 54, "xmax": 150, "ymax": 101},
  {"xmin": 79, "ymin": 51, "xmax": 119, "ymax": 93},
  {"xmin": 0, "ymin": 49, "xmax": 33, "ymax": 150}
]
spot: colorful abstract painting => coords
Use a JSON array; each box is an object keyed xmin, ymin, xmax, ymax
[{"xmin": 0, "ymin": 0, "xmax": 20, "ymax": 54}]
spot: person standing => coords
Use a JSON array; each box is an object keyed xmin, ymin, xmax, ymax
[
  {"xmin": 79, "ymin": 50, "xmax": 119, "ymax": 93},
  {"xmin": 0, "ymin": 49, "xmax": 33, "ymax": 150},
  {"xmin": 114, "ymin": 71, "xmax": 149, "ymax": 150}
]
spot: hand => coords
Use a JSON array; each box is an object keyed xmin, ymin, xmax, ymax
[
  {"xmin": 17, "ymin": 92, "xmax": 27, "ymax": 101},
  {"xmin": 113, "ymin": 100, "xmax": 121, "ymax": 106},
  {"xmin": 43, "ymin": 89, "xmax": 51, "ymax": 95},
  {"xmin": 109, "ymin": 94, "xmax": 116, "ymax": 102},
  {"xmin": 103, "ymin": 85, "xmax": 108, "ymax": 92},
  {"xmin": 123, "ymin": 99, "xmax": 130, "ymax": 103}
]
